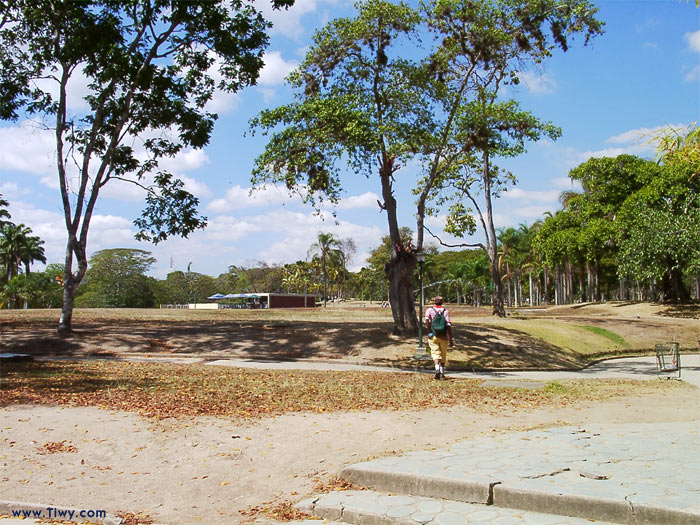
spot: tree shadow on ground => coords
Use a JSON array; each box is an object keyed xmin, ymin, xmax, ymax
[
  {"xmin": 371, "ymin": 324, "xmax": 582, "ymax": 370},
  {"xmin": 0, "ymin": 320, "xmax": 408, "ymax": 362},
  {"xmin": 659, "ymin": 304, "xmax": 700, "ymax": 319},
  {"xmin": 0, "ymin": 361, "xmax": 161, "ymax": 396}
]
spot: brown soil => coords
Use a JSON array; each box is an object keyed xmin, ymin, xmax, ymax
[
  {"xmin": 2, "ymin": 303, "xmax": 699, "ymax": 523},
  {"xmin": 2, "ymin": 389, "xmax": 698, "ymax": 524}
]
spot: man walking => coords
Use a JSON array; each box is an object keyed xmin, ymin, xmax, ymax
[{"xmin": 424, "ymin": 296, "xmax": 454, "ymax": 379}]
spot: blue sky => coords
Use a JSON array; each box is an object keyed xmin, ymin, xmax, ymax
[{"xmin": 0, "ymin": 0, "xmax": 698, "ymax": 278}]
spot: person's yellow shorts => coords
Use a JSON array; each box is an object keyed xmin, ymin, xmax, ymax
[{"xmin": 428, "ymin": 336, "xmax": 448, "ymax": 364}]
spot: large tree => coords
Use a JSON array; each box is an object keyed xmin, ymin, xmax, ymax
[
  {"xmin": 251, "ymin": 0, "xmax": 430, "ymax": 334},
  {"xmin": 252, "ymin": 0, "xmax": 602, "ymax": 330},
  {"xmin": 77, "ymin": 248, "xmax": 156, "ymax": 308},
  {"xmin": 417, "ymin": 0, "xmax": 602, "ymax": 316},
  {"xmin": 0, "ymin": 0, "xmax": 293, "ymax": 332}
]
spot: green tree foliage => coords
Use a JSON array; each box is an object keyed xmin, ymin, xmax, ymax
[
  {"xmin": 616, "ymin": 126, "xmax": 700, "ymax": 301},
  {"xmin": 0, "ymin": 222, "xmax": 46, "ymax": 284},
  {"xmin": 77, "ymin": 249, "xmax": 156, "ymax": 308},
  {"xmin": 0, "ymin": 0, "xmax": 293, "ymax": 332},
  {"xmin": 420, "ymin": 0, "xmax": 602, "ymax": 316},
  {"xmin": 251, "ymin": 0, "xmax": 431, "ymax": 334},
  {"xmin": 226, "ymin": 262, "xmax": 284, "ymax": 294},
  {"xmin": 534, "ymin": 133, "xmax": 700, "ymax": 303},
  {"xmin": 0, "ymin": 271, "xmax": 63, "ymax": 309},
  {"xmin": 0, "ymin": 193, "xmax": 10, "ymax": 226}
]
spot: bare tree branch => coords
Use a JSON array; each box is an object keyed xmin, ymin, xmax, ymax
[{"xmin": 424, "ymin": 224, "xmax": 485, "ymax": 251}]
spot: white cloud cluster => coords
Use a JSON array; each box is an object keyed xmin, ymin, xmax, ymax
[
  {"xmin": 578, "ymin": 123, "xmax": 688, "ymax": 160},
  {"xmin": 336, "ymin": 192, "xmax": 380, "ymax": 210},
  {"xmin": 256, "ymin": 0, "xmax": 323, "ymax": 39},
  {"xmin": 517, "ymin": 70, "xmax": 557, "ymax": 95},
  {"xmin": 684, "ymin": 29, "xmax": 700, "ymax": 82},
  {"xmin": 258, "ymin": 51, "xmax": 299, "ymax": 86},
  {"xmin": 0, "ymin": 120, "xmax": 212, "ymax": 203},
  {"xmin": 0, "ymin": 123, "xmax": 55, "ymax": 176},
  {"xmin": 207, "ymin": 184, "xmax": 303, "ymax": 212}
]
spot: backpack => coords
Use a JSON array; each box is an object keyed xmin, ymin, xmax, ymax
[{"xmin": 431, "ymin": 308, "xmax": 447, "ymax": 336}]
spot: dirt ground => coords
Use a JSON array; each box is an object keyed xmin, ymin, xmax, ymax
[
  {"xmin": 1, "ymin": 388, "xmax": 699, "ymax": 524},
  {"xmin": 1, "ymin": 302, "xmax": 698, "ymax": 369},
  {"xmin": 2, "ymin": 302, "xmax": 699, "ymax": 523}
]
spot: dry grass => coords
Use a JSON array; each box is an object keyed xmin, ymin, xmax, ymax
[{"xmin": 0, "ymin": 360, "xmax": 691, "ymax": 420}]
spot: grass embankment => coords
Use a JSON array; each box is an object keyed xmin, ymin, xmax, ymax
[{"xmin": 0, "ymin": 360, "xmax": 690, "ymax": 420}]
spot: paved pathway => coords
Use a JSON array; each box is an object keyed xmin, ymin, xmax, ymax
[
  {"xmin": 205, "ymin": 353, "xmax": 700, "ymax": 389},
  {"xmin": 311, "ymin": 421, "xmax": 700, "ymax": 524}
]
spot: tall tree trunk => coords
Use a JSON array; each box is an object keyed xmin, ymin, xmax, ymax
[
  {"xmin": 483, "ymin": 152, "xmax": 505, "ymax": 317},
  {"xmin": 505, "ymin": 265, "xmax": 512, "ymax": 308},
  {"xmin": 58, "ymin": 234, "xmax": 88, "ymax": 334},
  {"xmin": 379, "ymin": 156, "xmax": 418, "ymax": 334},
  {"xmin": 661, "ymin": 266, "xmax": 690, "ymax": 302},
  {"xmin": 594, "ymin": 260, "xmax": 601, "ymax": 302}
]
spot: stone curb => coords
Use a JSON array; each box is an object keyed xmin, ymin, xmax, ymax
[
  {"xmin": 295, "ymin": 490, "xmax": 616, "ymax": 525},
  {"xmin": 0, "ymin": 501, "xmax": 122, "ymax": 524},
  {"xmin": 339, "ymin": 467, "xmax": 493, "ymax": 505},
  {"xmin": 338, "ymin": 466, "xmax": 700, "ymax": 525}
]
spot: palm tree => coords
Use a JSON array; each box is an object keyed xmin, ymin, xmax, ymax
[
  {"xmin": 308, "ymin": 232, "xmax": 342, "ymax": 307},
  {"xmin": 0, "ymin": 193, "xmax": 10, "ymax": 227},
  {"xmin": 19, "ymin": 234, "xmax": 46, "ymax": 275},
  {"xmin": 0, "ymin": 224, "xmax": 46, "ymax": 284},
  {"xmin": 0, "ymin": 223, "xmax": 29, "ymax": 283}
]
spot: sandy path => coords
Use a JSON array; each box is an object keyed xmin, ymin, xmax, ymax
[{"xmin": 2, "ymin": 388, "xmax": 698, "ymax": 524}]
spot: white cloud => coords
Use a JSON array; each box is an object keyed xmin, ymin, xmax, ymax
[
  {"xmin": 0, "ymin": 182, "xmax": 20, "ymax": 198},
  {"xmin": 254, "ymin": 210, "xmax": 382, "ymax": 267},
  {"xmin": 33, "ymin": 65, "xmax": 93, "ymax": 114},
  {"xmin": 587, "ymin": 123, "xmax": 688, "ymax": 159},
  {"xmin": 0, "ymin": 123, "xmax": 55, "ymax": 176},
  {"xmin": 258, "ymin": 51, "xmax": 299, "ymax": 86},
  {"xmin": 551, "ymin": 177, "xmax": 582, "ymax": 191},
  {"xmin": 336, "ymin": 192, "xmax": 380, "ymax": 210},
  {"xmin": 0, "ymin": 121, "xmax": 212, "ymax": 203},
  {"xmin": 258, "ymin": 87, "xmax": 278, "ymax": 102},
  {"xmin": 501, "ymin": 187, "xmax": 561, "ymax": 203},
  {"xmin": 685, "ymin": 30, "xmax": 700, "ymax": 54},
  {"xmin": 207, "ymin": 184, "xmax": 302, "ymax": 213},
  {"xmin": 517, "ymin": 70, "xmax": 557, "ymax": 95},
  {"xmin": 684, "ymin": 65, "xmax": 700, "ymax": 82},
  {"xmin": 203, "ymin": 54, "xmax": 242, "ymax": 114},
  {"xmin": 635, "ymin": 17, "xmax": 661, "ymax": 34},
  {"xmin": 256, "ymin": 0, "xmax": 322, "ymax": 39},
  {"xmin": 158, "ymin": 148, "xmax": 210, "ymax": 173},
  {"xmin": 606, "ymin": 124, "xmax": 682, "ymax": 145}
]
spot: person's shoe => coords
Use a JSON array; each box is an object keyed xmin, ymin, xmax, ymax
[
  {"xmin": 434, "ymin": 372, "xmax": 441, "ymax": 380},
  {"xmin": 440, "ymin": 373, "xmax": 446, "ymax": 380}
]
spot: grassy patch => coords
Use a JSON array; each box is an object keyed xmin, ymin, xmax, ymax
[
  {"xmin": 578, "ymin": 325, "xmax": 629, "ymax": 347},
  {"xmin": 0, "ymin": 361, "xmax": 690, "ymax": 420},
  {"xmin": 484, "ymin": 319, "xmax": 632, "ymax": 359}
]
